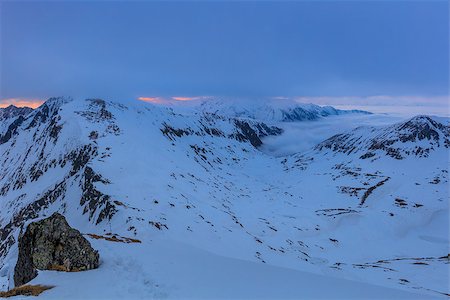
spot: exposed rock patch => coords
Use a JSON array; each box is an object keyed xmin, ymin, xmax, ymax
[
  {"xmin": 160, "ymin": 116, "xmax": 282, "ymax": 148},
  {"xmin": 14, "ymin": 213, "xmax": 99, "ymax": 287}
]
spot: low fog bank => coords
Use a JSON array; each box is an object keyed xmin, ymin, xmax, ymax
[
  {"xmin": 260, "ymin": 113, "xmax": 407, "ymax": 157},
  {"xmin": 333, "ymin": 105, "xmax": 449, "ymax": 118}
]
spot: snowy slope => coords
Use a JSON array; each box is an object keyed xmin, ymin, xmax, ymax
[
  {"xmin": 27, "ymin": 238, "xmax": 434, "ymax": 299},
  {"xmin": 0, "ymin": 97, "xmax": 448, "ymax": 298}
]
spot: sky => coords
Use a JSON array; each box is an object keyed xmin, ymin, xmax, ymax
[{"xmin": 0, "ymin": 0, "xmax": 448, "ymax": 112}]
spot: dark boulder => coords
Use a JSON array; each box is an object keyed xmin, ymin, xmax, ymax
[{"xmin": 14, "ymin": 213, "xmax": 99, "ymax": 286}]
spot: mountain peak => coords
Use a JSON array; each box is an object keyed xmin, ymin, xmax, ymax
[
  {"xmin": 40, "ymin": 96, "xmax": 73, "ymax": 108},
  {"xmin": 315, "ymin": 115, "xmax": 449, "ymax": 160},
  {"xmin": 0, "ymin": 105, "xmax": 33, "ymax": 121},
  {"xmin": 400, "ymin": 115, "xmax": 445, "ymax": 129}
]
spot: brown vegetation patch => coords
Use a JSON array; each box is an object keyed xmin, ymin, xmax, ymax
[
  {"xmin": 47, "ymin": 264, "xmax": 68, "ymax": 272},
  {"xmin": 86, "ymin": 233, "xmax": 141, "ymax": 244},
  {"xmin": 0, "ymin": 285, "xmax": 54, "ymax": 298},
  {"xmin": 47, "ymin": 264, "xmax": 85, "ymax": 272}
]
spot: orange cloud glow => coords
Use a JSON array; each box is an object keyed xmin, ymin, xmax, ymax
[
  {"xmin": 0, "ymin": 98, "xmax": 44, "ymax": 109},
  {"xmin": 137, "ymin": 97, "xmax": 165, "ymax": 104},
  {"xmin": 138, "ymin": 96, "xmax": 207, "ymax": 104},
  {"xmin": 172, "ymin": 97, "xmax": 197, "ymax": 101}
]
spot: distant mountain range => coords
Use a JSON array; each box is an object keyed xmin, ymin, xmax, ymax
[
  {"xmin": 0, "ymin": 105, "xmax": 33, "ymax": 121},
  {"xmin": 196, "ymin": 98, "xmax": 370, "ymax": 122}
]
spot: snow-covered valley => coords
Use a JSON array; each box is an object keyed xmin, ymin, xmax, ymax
[{"xmin": 0, "ymin": 97, "xmax": 448, "ymax": 299}]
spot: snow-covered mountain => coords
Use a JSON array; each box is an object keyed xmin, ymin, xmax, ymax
[
  {"xmin": 0, "ymin": 105, "xmax": 33, "ymax": 138},
  {"xmin": 195, "ymin": 98, "xmax": 370, "ymax": 122},
  {"xmin": 315, "ymin": 115, "xmax": 450, "ymax": 160},
  {"xmin": 0, "ymin": 105, "xmax": 33, "ymax": 121},
  {"xmin": 0, "ymin": 97, "xmax": 447, "ymax": 298}
]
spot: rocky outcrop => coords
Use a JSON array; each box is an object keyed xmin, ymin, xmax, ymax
[{"xmin": 14, "ymin": 213, "xmax": 99, "ymax": 287}]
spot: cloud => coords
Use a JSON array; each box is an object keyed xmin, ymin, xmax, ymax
[
  {"xmin": 260, "ymin": 113, "xmax": 407, "ymax": 157},
  {"xmin": 138, "ymin": 96, "xmax": 210, "ymax": 105},
  {"xmin": 291, "ymin": 95, "xmax": 448, "ymax": 108},
  {"xmin": 0, "ymin": 98, "xmax": 44, "ymax": 109},
  {"xmin": 172, "ymin": 97, "xmax": 199, "ymax": 101},
  {"xmin": 273, "ymin": 95, "xmax": 449, "ymax": 116},
  {"xmin": 137, "ymin": 97, "xmax": 166, "ymax": 104}
]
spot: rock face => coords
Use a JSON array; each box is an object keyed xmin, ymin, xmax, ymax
[{"xmin": 14, "ymin": 213, "xmax": 99, "ymax": 286}]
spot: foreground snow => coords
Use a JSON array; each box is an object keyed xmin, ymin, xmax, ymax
[{"xmin": 27, "ymin": 237, "xmax": 437, "ymax": 299}]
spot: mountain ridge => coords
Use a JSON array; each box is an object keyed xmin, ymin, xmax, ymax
[
  {"xmin": 0, "ymin": 97, "xmax": 447, "ymax": 298},
  {"xmin": 195, "ymin": 98, "xmax": 371, "ymax": 122},
  {"xmin": 314, "ymin": 115, "xmax": 450, "ymax": 160}
]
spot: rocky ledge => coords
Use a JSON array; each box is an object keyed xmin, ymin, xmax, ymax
[{"xmin": 14, "ymin": 213, "xmax": 99, "ymax": 286}]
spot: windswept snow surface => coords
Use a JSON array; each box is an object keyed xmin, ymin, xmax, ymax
[
  {"xmin": 0, "ymin": 98, "xmax": 448, "ymax": 299},
  {"xmin": 27, "ymin": 238, "xmax": 437, "ymax": 299}
]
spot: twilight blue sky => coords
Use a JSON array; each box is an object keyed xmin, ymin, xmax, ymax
[{"xmin": 0, "ymin": 1, "xmax": 448, "ymax": 107}]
